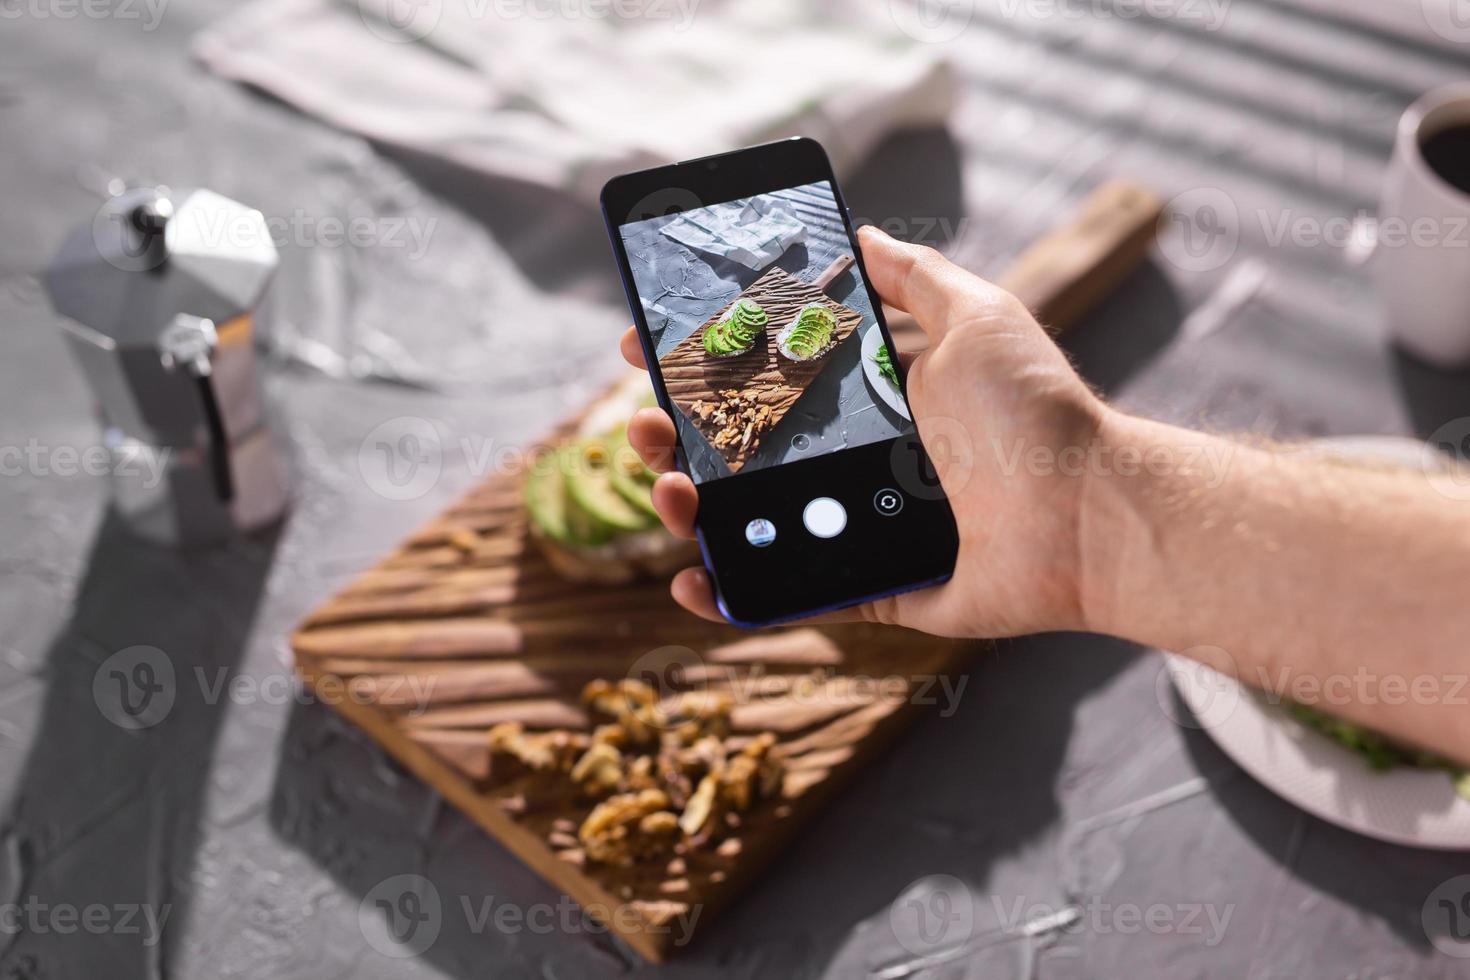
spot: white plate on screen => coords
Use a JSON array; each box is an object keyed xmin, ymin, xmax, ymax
[
  {"xmin": 1167, "ymin": 435, "xmax": 1470, "ymax": 850},
  {"xmin": 860, "ymin": 324, "xmax": 910, "ymax": 421}
]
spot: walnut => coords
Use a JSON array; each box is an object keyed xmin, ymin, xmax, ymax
[
  {"xmin": 569, "ymin": 742, "xmax": 623, "ymax": 797},
  {"xmin": 487, "ymin": 722, "xmax": 557, "ymax": 772},
  {"xmin": 580, "ymin": 789, "xmax": 673, "ymax": 865},
  {"xmin": 679, "ymin": 770, "xmax": 721, "ymax": 838}
]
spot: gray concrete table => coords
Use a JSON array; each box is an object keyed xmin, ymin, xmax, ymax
[{"xmin": 4, "ymin": 2, "xmax": 1470, "ymax": 978}]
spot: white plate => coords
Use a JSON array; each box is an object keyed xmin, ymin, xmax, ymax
[
  {"xmin": 860, "ymin": 324, "xmax": 910, "ymax": 421},
  {"xmin": 1168, "ymin": 435, "xmax": 1470, "ymax": 850}
]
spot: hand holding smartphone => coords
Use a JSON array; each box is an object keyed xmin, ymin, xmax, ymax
[{"xmin": 601, "ymin": 138, "xmax": 959, "ymax": 626}]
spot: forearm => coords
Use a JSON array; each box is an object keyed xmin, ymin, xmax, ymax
[{"xmin": 1080, "ymin": 410, "xmax": 1470, "ymax": 761}]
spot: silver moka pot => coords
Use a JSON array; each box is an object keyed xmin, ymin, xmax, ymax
[{"xmin": 44, "ymin": 186, "xmax": 290, "ymax": 546}]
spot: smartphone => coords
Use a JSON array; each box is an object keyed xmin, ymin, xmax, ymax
[{"xmin": 601, "ymin": 137, "xmax": 958, "ymax": 626}]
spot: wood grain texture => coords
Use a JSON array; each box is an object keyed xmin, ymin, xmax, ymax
[
  {"xmin": 658, "ymin": 260, "xmax": 862, "ymax": 472},
  {"xmin": 291, "ymin": 415, "xmax": 970, "ymax": 963}
]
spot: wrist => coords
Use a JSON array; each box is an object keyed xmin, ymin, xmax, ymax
[{"xmin": 1073, "ymin": 408, "xmax": 1240, "ymax": 641}]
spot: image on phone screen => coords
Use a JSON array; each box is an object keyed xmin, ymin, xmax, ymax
[{"xmin": 618, "ymin": 179, "xmax": 915, "ymax": 483}]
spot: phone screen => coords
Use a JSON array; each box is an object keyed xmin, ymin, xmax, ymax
[{"xmin": 603, "ymin": 138, "xmax": 958, "ymax": 625}]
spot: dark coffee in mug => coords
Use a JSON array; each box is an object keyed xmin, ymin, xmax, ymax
[{"xmin": 1420, "ymin": 124, "xmax": 1470, "ymax": 197}]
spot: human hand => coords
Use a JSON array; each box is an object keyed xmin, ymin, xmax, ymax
[{"xmin": 618, "ymin": 225, "xmax": 1107, "ymax": 638}]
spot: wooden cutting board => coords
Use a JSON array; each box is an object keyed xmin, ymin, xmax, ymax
[
  {"xmin": 658, "ymin": 254, "xmax": 861, "ymax": 473},
  {"xmin": 291, "ymin": 179, "xmax": 1164, "ymax": 964}
]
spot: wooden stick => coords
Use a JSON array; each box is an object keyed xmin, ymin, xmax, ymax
[{"xmin": 885, "ymin": 178, "xmax": 1163, "ymax": 351}]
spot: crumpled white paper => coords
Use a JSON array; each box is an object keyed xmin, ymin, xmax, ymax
[{"xmin": 658, "ymin": 197, "xmax": 808, "ymax": 270}]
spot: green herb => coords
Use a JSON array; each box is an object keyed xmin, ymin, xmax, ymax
[
  {"xmin": 1289, "ymin": 702, "xmax": 1470, "ymax": 799},
  {"xmin": 872, "ymin": 343, "xmax": 899, "ymax": 387}
]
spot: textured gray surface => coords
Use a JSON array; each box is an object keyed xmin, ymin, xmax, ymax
[
  {"xmin": 5, "ymin": 1, "xmax": 1470, "ymax": 978},
  {"xmin": 621, "ymin": 183, "xmax": 905, "ymax": 483}
]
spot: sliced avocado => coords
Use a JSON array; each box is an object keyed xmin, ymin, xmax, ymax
[
  {"xmin": 610, "ymin": 464, "xmax": 658, "ymax": 518},
  {"xmin": 524, "ymin": 448, "xmax": 573, "ymax": 543},
  {"xmin": 606, "ymin": 428, "xmax": 657, "ymax": 486},
  {"xmin": 566, "ymin": 439, "xmax": 654, "ymax": 533}
]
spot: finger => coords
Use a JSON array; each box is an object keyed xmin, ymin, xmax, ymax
[
  {"xmin": 620, "ymin": 326, "xmax": 648, "ymax": 371},
  {"xmin": 626, "ymin": 407, "xmax": 678, "ymax": 473},
  {"xmin": 669, "ymin": 567, "xmax": 726, "ymax": 623},
  {"xmin": 858, "ymin": 225, "xmax": 985, "ymax": 342},
  {"xmin": 651, "ymin": 471, "xmax": 698, "ymax": 540}
]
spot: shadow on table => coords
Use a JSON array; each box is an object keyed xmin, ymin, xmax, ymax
[
  {"xmin": 0, "ymin": 512, "xmax": 278, "ymax": 978},
  {"xmin": 1174, "ymin": 690, "xmax": 1470, "ymax": 952},
  {"xmin": 1061, "ymin": 259, "xmax": 1186, "ymax": 398},
  {"xmin": 268, "ymin": 631, "xmax": 1135, "ymax": 978}
]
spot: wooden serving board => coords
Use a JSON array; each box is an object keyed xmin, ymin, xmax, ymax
[
  {"xmin": 658, "ymin": 255, "xmax": 861, "ymax": 473},
  {"xmin": 293, "ymin": 431, "xmax": 969, "ymax": 963},
  {"xmin": 291, "ymin": 179, "xmax": 1165, "ymax": 964}
]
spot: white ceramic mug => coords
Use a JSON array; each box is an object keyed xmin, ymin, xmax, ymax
[{"xmin": 1377, "ymin": 83, "xmax": 1470, "ymax": 367}]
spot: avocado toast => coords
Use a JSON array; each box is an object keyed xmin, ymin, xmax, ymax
[
  {"xmin": 776, "ymin": 303, "xmax": 838, "ymax": 361},
  {"xmin": 701, "ymin": 297, "xmax": 768, "ymax": 358},
  {"xmin": 524, "ymin": 379, "xmax": 695, "ymax": 584}
]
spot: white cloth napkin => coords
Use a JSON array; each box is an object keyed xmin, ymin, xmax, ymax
[
  {"xmin": 193, "ymin": 0, "xmax": 958, "ymax": 203},
  {"xmin": 659, "ymin": 198, "xmax": 808, "ymax": 270}
]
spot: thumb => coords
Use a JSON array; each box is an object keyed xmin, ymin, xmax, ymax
[{"xmin": 857, "ymin": 225, "xmax": 965, "ymax": 343}]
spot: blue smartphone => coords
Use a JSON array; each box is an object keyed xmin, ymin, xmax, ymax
[{"xmin": 601, "ymin": 137, "xmax": 958, "ymax": 626}]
